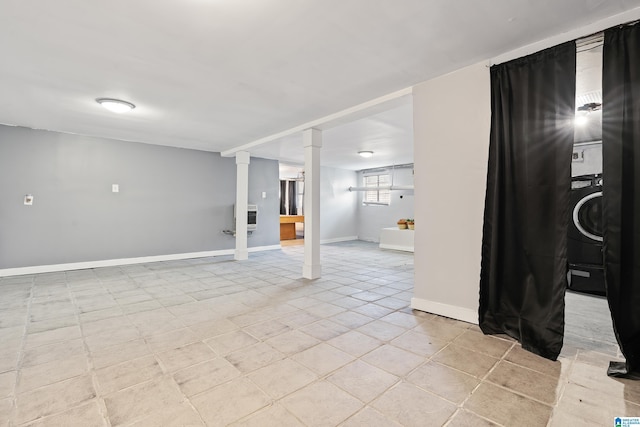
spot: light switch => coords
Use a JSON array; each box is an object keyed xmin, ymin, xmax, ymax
[
  {"xmin": 262, "ymin": 191, "xmax": 266, "ymax": 199},
  {"xmin": 112, "ymin": 184, "xmax": 119, "ymax": 193}
]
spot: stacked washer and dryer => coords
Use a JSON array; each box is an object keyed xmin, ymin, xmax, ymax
[{"xmin": 568, "ymin": 173, "xmax": 605, "ymax": 295}]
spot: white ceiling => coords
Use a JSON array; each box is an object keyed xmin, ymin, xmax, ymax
[{"xmin": 1, "ymin": 1, "xmax": 639, "ymax": 170}]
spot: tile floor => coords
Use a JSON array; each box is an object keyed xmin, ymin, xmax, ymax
[{"xmin": 0, "ymin": 241, "xmax": 639, "ymax": 426}]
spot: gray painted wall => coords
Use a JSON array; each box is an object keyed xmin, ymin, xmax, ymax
[{"xmin": 0, "ymin": 125, "xmax": 279, "ymax": 269}]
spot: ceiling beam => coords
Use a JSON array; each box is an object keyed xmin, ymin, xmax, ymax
[{"xmin": 221, "ymin": 87, "xmax": 413, "ymax": 157}]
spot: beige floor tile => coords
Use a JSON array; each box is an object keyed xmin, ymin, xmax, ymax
[
  {"xmin": 17, "ymin": 355, "xmax": 88, "ymax": 393},
  {"xmin": 357, "ymin": 320, "xmax": 407, "ymax": 342},
  {"xmin": 0, "ymin": 397, "xmax": 12, "ymax": 426},
  {"xmin": 351, "ymin": 303, "xmax": 395, "ymax": 319},
  {"xmin": 575, "ymin": 348, "xmax": 623, "ymax": 368},
  {"xmin": 361, "ymin": 344, "xmax": 425, "ymax": 376},
  {"xmin": 406, "ymin": 361, "xmax": 479, "ymax": 404},
  {"xmin": 330, "ymin": 296, "xmax": 367, "ymax": 310},
  {"xmin": 341, "ymin": 407, "xmax": 402, "ymax": 427},
  {"xmin": 156, "ymin": 342, "xmax": 217, "ymax": 373},
  {"xmin": 568, "ymin": 361, "xmax": 640, "ymax": 405},
  {"xmin": 187, "ymin": 317, "xmax": 239, "ymax": 339},
  {"xmin": 292, "ymin": 343, "xmax": 354, "ymax": 375},
  {"xmin": 379, "ymin": 311, "xmax": 426, "ymax": 329},
  {"xmin": 245, "ymin": 319, "xmax": 291, "ymax": 340},
  {"xmin": 0, "ymin": 350, "xmax": 19, "ymax": 374},
  {"xmin": 84, "ymin": 327, "xmax": 141, "ymax": 353},
  {"xmin": 281, "ymin": 380, "xmax": 363, "ymax": 427},
  {"xmin": 446, "ymin": 409, "xmax": 499, "ymax": 427},
  {"xmin": 0, "ymin": 371, "xmax": 15, "ymax": 399},
  {"xmin": 328, "ymin": 311, "xmax": 374, "ymax": 329},
  {"xmin": 230, "ymin": 403, "xmax": 303, "ymax": 427},
  {"xmin": 191, "ymin": 377, "xmax": 270, "ymax": 425},
  {"xmin": 276, "ymin": 311, "xmax": 321, "ymax": 328},
  {"xmin": 173, "ymin": 357, "xmax": 241, "ymax": 397},
  {"xmin": 391, "ymin": 330, "xmax": 447, "ymax": 357},
  {"xmin": 327, "ymin": 330, "xmax": 382, "ymax": 357},
  {"xmin": 464, "ymin": 382, "xmax": 552, "ymax": 426},
  {"xmin": 433, "ymin": 344, "xmax": 499, "ymax": 378},
  {"xmin": 121, "ymin": 299, "xmax": 163, "ymax": 314},
  {"xmin": 412, "ymin": 318, "xmax": 468, "ymax": 342},
  {"xmin": 505, "ymin": 344, "xmax": 570, "ymax": 377},
  {"xmin": 78, "ymin": 306, "xmax": 125, "ymax": 324},
  {"xmin": 127, "ymin": 402, "xmax": 205, "ymax": 427},
  {"xmin": 327, "ymin": 360, "xmax": 399, "ymax": 403},
  {"xmin": 304, "ymin": 302, "xmax": 346, "ymax": 318},
  {"xmin": 205, "ymin": 330, "xmax": 259, "ymax": 355},
  {"xmin": 299, "ymin": 319, "xmax": 350, "ymax": 341},
  {"xmin": 15, "ymin": 375, "xmax": 96, "ymax": 425},
  {"xmin": 21, "ymin": 339, "xmax": 85, "ymax": 368},
  {"xmin": 22, "ymin": 400, "xmax": 107, "ymax": 427},
  {"xmin": 81, "ymin": 314, "xmax": 131, "ymax": 337},
  {"xmin": 265, "ymin": 330, "xmax": 320, "ymax": 355},
  {"xmin": 372, "ymin": 381, "xmax": 457, "ymax": 427},
  {"xmin": 225, "ymin": 342, "xmax": 285, "ymax": 373},
  {"xmin": 27, "ymin": 315, "xmax": 78, "ymax": 334},
  {"xmin": 452, "ymin": 330, "xmax": 514, "ymax": 358},
  {"xmin": 145, "ymin": 327, "xmax": 199, "ymax": 353},
  {"xmin": 104, "ymin": 377, "xmax": 185, "ymax": 426},
  {"xmin": 247, "ymin": 358, "xmax": 317, "ymax": 399},
  {"xmin": 90, "ymin": 338, "xmax": 151, "ymax": 369},
  {"xmin": 95, "ymin": 355, "xmax": 162, "ymax": 395},
  {"xmin": 554, "ymin": 382, "xmax": 640, "ymax": 425},
  {"xmin": 487, "ymin": 360, "xmax": 563, "ymax": 405},
  {"xmin": 373, "ymin": 296, "xmax": 408, "ymax": 310},
  {"xmin": 129, "ymin": 309, "xmax": 187, "ymax": 336}
]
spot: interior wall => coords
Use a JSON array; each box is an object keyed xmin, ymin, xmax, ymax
[
  {"xmin": 572, "ymin": 141, "xmax": 602, "ymax": 177},
  {"xmin": 356, "ymin": 166, "xmax": 414, "ymax": 242},
  {"xmin": 411, "ymin": 62, "xmax": 491, "ymax": 323},
  {"xmin": 320, "ymin": 166, "xmax": 358, "ymax": 242},
  {"xmin": 248, "ymin": 156, "xmax": 281, "ymax": 246},
  {"xmin": 0, "ymin": 125, "xmax": 280, "ymax": 269}
]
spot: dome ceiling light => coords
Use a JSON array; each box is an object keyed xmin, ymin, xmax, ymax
[
  {"xmin": 96, "ymin": 98, "xmax": 136, "ymax": 114},
  {"xmin": 358, "ymin": 151, "xmax": 374, "ymax": 158}
]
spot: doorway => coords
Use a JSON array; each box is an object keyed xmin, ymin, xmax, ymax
[
  {"xmin": 566, "ymin": 34, "xmax": 619, "ymax": 357},
  {"xmin": 279, "ymin": 163, "xmax": 305, "ymax": 246}
]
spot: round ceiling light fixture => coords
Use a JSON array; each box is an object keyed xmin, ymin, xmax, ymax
[
  {"xmin": 96, "ymin": 98, "xmax": 136, "ymax": 114},
  {"xmin": 358, "ymin": 151, "xmax": 374, "ymax": 158}
]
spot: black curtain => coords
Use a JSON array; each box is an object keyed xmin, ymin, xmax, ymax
[
  {"xmin": 280, "ymin": 180, "xmax": 286, "ymax": 215},
  {"xmin": 479, "ymin": 42, "xmax": 576, "ymax": 360},
  {"xmin": 602, "ymin": 22, "xmax": 640, "ymax": 378},
  {"xmin": 288, "ymin": 180, "xmax": 297, "ymax": 215}
]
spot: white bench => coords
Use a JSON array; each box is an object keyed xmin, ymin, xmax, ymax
[{"xmin": 379, "ymin": 227, "xmax": 414, "ymax": 252}]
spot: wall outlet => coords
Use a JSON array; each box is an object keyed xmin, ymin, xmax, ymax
[
  {"xmin": 112, "ymin": 184, "xmax": 119, "ymax": 193},
  {"xmin": 262, "ymin": 191, "xmax": 266, "ymax": 199},
  {"xmin": 24, "ymin": 194, "xmax": 34, "ymax": 205}
]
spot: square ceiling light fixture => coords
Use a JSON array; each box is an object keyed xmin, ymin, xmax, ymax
[
  {"xmin": 358, "ymin": 151, "xmax": 374, "ymax": 158},
  {"xmin": 96, "ymin": 98, "xmax": 136, "ymax": 114}
]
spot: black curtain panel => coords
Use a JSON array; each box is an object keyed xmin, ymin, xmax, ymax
[
  {"xmin": 479, "ymin": 42, "xmax": 576, "ymax": 360},
  {"xmin": 288, "ymin": 180, "xmax": 297, "ymax": 215},
  {"xmin": 602, "ymin": 22, "xmax": 640, "ymax": 378},
  {"xmin": 280, "ymin": 180, "xmax": 286, "ymax": 215}
]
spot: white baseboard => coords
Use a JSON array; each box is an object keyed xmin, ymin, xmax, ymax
[
  {"xmin": 379, "ymin": 244, "xmax": 414, "ymax": 253},
  {"xmin": 411, "ymin": 297, "xmax": 478, "ymax": 325},
  {"xmin": 320, "ymin": 236, "xmax": 358, "ymax": 244},
  {"xmin": 0, "ymin": 245, "xmax": 282, "ymax": 277}
]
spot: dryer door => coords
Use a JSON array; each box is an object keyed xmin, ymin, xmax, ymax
[{"xmin": 572, "ymin": 191, "xmax": 603, "ymax": 242}]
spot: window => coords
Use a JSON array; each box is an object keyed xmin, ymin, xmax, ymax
[{"xmin": 363, "ymin": 174, "xmax": 390, "ymax": 205}]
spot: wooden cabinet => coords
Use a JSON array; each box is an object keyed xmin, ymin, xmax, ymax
[{"xmin": 280, "ymin": 215, "xmax": 304, "ymax": 240}]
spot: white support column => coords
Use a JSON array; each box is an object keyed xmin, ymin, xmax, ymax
[
  {"xmin": 303, "ymin": 128, "xmax": 322, "ymax": 279},
  {"xmin": 235, "ymin": 151, "xmax": 250, "ymax": 261}
]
